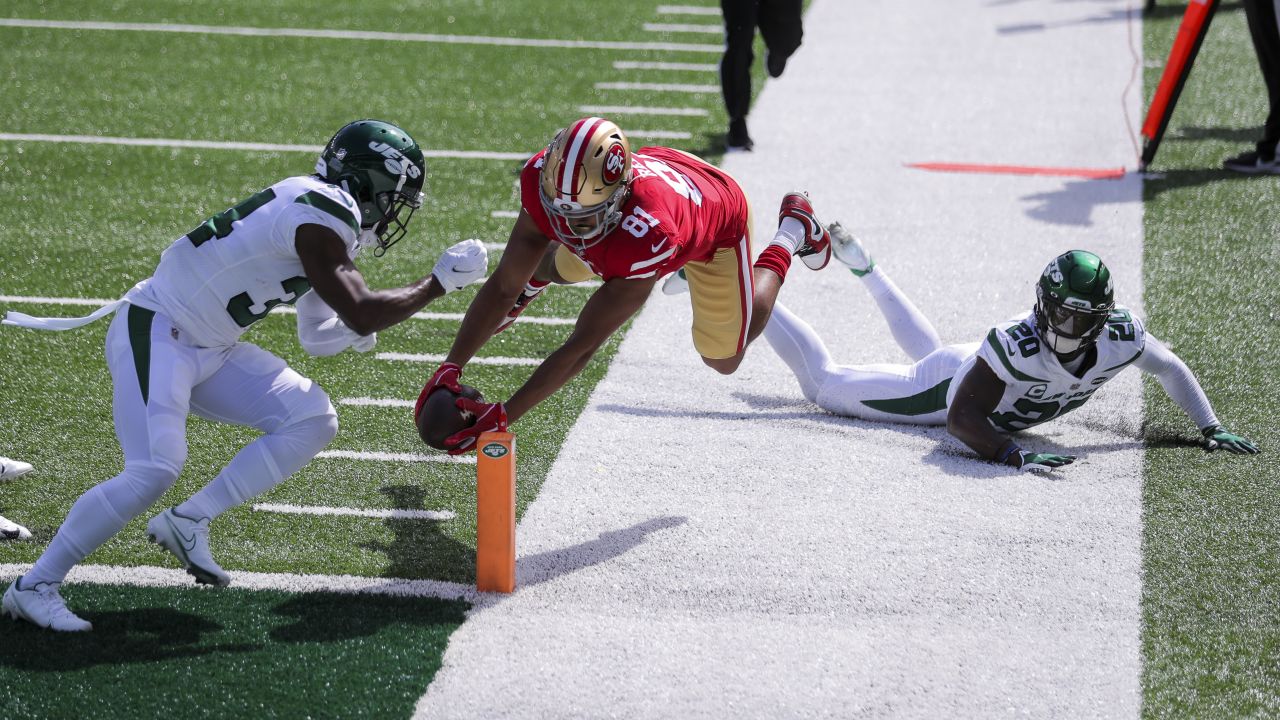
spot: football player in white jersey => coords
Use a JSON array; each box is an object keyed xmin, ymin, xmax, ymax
[
  {"xmin": 1, "ymin": 120, "xmax": 488, "ymax": 631},
  {"xmin": 762, "ymin": 225, "xmax": 1259, "ymax": 472}
]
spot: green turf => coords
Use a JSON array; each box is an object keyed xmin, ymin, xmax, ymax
[
  {"xmin": 0, "ymin": 582, "xmax": 466, "ymax": 719},
  {"xmin": 1142, "ymin": 4, "xmax": 1280, "ymax": 717}
]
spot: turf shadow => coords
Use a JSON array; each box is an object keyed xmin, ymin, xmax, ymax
[
  {"xmin": 268, "ymin": 591, "xmax": 467, "ymax": 644},
  {"xmin": 0, "ymin": 607, "xmax": 260, "ymax": 672},
  {"xmin": 359, "ymin": 484, "xmax": 475, "ymax": 583}
]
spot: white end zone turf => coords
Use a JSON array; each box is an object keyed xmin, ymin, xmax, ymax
[{"xmin": 417, "ymin": 0, "xmax": 1143, "ymax": 716}]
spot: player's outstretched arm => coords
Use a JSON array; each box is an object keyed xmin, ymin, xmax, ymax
[
  {"xmin": 296, "ymin": 224, "xmax": 485, "ymax": 335},
  {"xmin": 443, "ymin": 276, "xmax": 655, "ymax": 453},
  {"xmin": 444, "ymin": 211, "xmax": 550, "ymax": 367},
  {"xmin": 1134, "ymin": 334, "xmax": 1261, "ymax": 454},
  {"xmin": 948, "ymin": 358, "xmax": 1076, "ymax": 472}
]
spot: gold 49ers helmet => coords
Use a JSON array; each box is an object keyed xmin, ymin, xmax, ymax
[{"xmin": 538, "ymin": 117, "xmax": 632, "ymax": 252}]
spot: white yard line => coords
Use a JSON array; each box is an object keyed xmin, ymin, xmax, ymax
[
  {"xmin": 0, "ymin": 18, "xmax": 721, "ymax": 53},
  {"xmin": 594, "ymin": 82, "xmax": 718, "ymax": 93},
  {"xmin": 0, "ymin": 295, "xmax": 577, "ymax": 325},
  {"xmin": 0, "ymin": 563, "xmax": 478, "ymax": 601},
  {"xmin": 578, "ymin": 104, "xmax": 708, "ymax": 117},
  {"xmin": 376, "ymin": 353, "xmax": 542, "ymax": 367},
  {"xmin": 316, "ymin": 450, "xmax": 475, "ymax": 465},
  {"xmin": 253, "ymin": 503, "xmax": 456, "ymax": 521},
  {"xmin": 656, "ymin": 5, "xmax": 721, "ymax": 16},
  {"xmin": 612, "ymin": 60, "xmax": 718, "ymax": 72},
  {"xmin": 643, "ymin": 22, "xmax": 723, "ymax": 35},
  {"xmin": 0, "ymin": 133, "xmax": 527, "ymax": 160},
  {"xmin": 339, "ymin": 397, "xmax": 415, "ymax": 408},
  {"xmin": 489, "ymin": 210, "xmax": 519, "ymax": 218},
  {"xmin": 629, "ymin": 130, "xmax": 694, "ymax": 140},
  {"xmin": 416, "ymin": 0, "xmax": 1145, "ymax": 717}
]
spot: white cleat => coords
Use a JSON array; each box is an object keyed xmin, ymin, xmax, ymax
[
  {"xmin": 0, "ymin": 457, "xmax": 33, "ymax": 482},
  {"xmin": 828, "ymin": 222, "xmax": 875, "ymax": 277},
  {"xmin": 3, "ymin": 576, "xmax": 92, "ymax": 632},
  {"xmin": 146, "ymin": 508, "xmax": 231, "ymax": 587},
  {"xmin": 661, "ymin": 269, "xmax": 689, "ymax": 296},
  {"xmin": 0, "ymin": 515, "xmax": 31, "ymax": 541}
]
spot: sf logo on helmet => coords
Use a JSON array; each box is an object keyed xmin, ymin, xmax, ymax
[
  {"xmin": 602, "ymin": 143, "xmax": 626, "ymax": 184},
  {"xmin": 369, "ymin": 142, "xmax": 422, "ymax": 179}
]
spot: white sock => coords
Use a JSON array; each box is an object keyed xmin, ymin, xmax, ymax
[
  {"xmin": 770, "ymin": 217, "xmax": 808, "ymax": 255},
  {"xmin": 860, "ymin": 266, "xmax": 942, "ymax": 362},
  {"xmin": 177, "ymin": 414, "xmax": 337, "ymax": 521}
]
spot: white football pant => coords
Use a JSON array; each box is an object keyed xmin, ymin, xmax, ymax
[
  {"xmin": 764, "ymin": 267, "xmax": 975, "ymax": 425},
  {"xmin": 26, "ymin": 305, "xmax": 338, "ymax": 585}
]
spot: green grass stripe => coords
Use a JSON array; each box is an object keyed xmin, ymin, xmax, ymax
[
  {"xmin": 0, "ymin": 582, "xmax": 466, "ymax": 719},
  {"xmin": 1143, "ymin": 4, "xmax": 1280, "ymax": 717}
]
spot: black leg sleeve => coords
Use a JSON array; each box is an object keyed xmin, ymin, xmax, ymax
[
  {"xmin": 1244, "ymin": 0, "xmax": 1280, "ymax": 152},
  {"xmin": 721, "ymin": 0, "xmax": 760, "ymax": 122}
]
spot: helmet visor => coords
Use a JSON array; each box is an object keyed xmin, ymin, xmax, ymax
[
  {"xmin": 1044, "ymin": 302, "xmax": 1108, "ymax": 340},
  {"xmin": 539, "ymin": 187, "xmax": 615, "ymax": 251}
]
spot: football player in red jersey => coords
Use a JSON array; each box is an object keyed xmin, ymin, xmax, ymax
[{"xmin": 415, "ymin": 116, "xmax": 833, "ymax": 453}]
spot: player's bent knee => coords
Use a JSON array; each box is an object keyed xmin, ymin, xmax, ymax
[{"xmin": 702, "ymin": 354, "xmax": 744, "ymax": 375}]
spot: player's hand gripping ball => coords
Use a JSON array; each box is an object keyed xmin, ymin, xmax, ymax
[{"xmin": 416, "ymin": 384, "xmax": 484, "ymax": 451}]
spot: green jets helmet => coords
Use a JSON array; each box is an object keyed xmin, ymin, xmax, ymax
[
  {"xmin": 315, "ymin": 120, "xmax": 426, "ymax": 255},
  {"xmin": 1034, "ymin": 250, "xmax": 1115, "ymax": 359}
]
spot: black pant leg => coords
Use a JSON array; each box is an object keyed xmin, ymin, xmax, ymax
[
  {"xmin": 757, "ymin": 0, "xmax": 804, "ymax": 62},
  {"xmin": 1243, "ymin": 0, "xmax": 1280, "ymax": 152},
  {"xmin": 721, "ymin": 0, "xmax": 761, "ymax": 123}
]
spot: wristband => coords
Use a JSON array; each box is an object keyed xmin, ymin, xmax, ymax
[{"xmin": 995, "ymin": 442, "xmax": 1022, "ymax": 464}]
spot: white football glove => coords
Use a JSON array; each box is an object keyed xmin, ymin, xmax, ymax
[
  {"xmin": 433, "ymin": 239, "xmax": 489, "ymax": 293},
  {"xmin": 351, "ymin": 331, "xmax": 377, "ymax": 353}
]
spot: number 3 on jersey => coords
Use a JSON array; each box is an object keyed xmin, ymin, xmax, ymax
[{"xmin": 622, "ymin": 206, "xmax": 660, "ymax": 238}]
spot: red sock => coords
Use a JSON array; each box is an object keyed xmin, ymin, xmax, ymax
[{"xmin": 752, "ymin": 244, "xmax": 792, "ymax": 280}]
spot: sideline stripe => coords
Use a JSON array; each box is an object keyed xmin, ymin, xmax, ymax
[
  {"xmin": 595, "ymin": 82, "xmax": 718, "ymax": 93},
  {"xmin": 579, "ymin": 105, "xmax": 709, "ymax": 117},
  {"xmin": 656, "ymin": 5, "xmax": 722, "ymax": 15},
  {"xmin": 643, "ymin": 23, "xmax": 723, "ymax": 34},
  {"xmin": 0, "ymin": 563, "xmax": 479, "ymax": 601},
  {"xmin": 340, "ymin": 397, "xmax": 415, "ymax": 408},
  {"xmin": 377, "ymin": 352, "xmax": 542, "ymax": 366},
  {"xmin": 316, "ymin": 449, "xmax": 476, "ymax": 465},
  {"xmin": 0, "ymin": 18, "xmax": 722, "ymax": 53},
  {"xmin": 613, "ymin": 60, "xmax": 717, "ymax": 72},
  {"xmin": 0, "ymin": 295, "xmax": 578, "ymax": 325},
  {"xmin": 630, "ymin": 130, "xmax": 694, "ymax": 140},
  {"xmin": 253, "ymin": 503, "xmax": 456, "ymax": 521},
  {"xmin": 0, "ymin": 133, "xmax": 527, "ymax": 160},
  {"xmin": 906, "ymin": 161, "xmax": 1128, "ymax": 180}
]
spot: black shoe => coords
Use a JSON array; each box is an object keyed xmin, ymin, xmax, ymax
[
  {"xmin": 726, "ymin": 118, "xmax": 753, "ymax": 152},
  {"xmin": 766, "ymin": 51, "xmax": 787, "ymax": 78},
  {"xmin": 1223, "ymin": 149, "xmax": 1280, "ymax": 174}
]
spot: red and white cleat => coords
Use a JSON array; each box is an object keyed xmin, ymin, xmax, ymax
[{"xmin": 778, "ymin": 191, "xmax": 831, "ymax": 270}]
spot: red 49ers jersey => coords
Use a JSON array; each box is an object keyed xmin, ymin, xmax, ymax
[{"xmin": 520, "ymin": 146, "xmax": 750, "ymax": 281}]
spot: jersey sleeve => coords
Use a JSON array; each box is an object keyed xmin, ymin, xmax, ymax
[
  {"xmin": 273, "ymin": 184, "xmax": 362, "ymax": 257},
  {"xmin": 977, "ymin": 320, "xmax": 1047, "ymax": 385},
  {"xmin": 519, "ymin": 151, "xmax": 555, "ymax": 238}
]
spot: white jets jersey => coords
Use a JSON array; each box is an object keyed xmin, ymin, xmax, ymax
[
  {"xmin": 126, "ymin": 175, "xmax": 361, "ymax": 347},
  {"xmin": 948, "ymin": 306, "xmax": 1146, "ymax": 431}
]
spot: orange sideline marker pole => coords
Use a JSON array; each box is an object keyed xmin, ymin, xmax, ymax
[
  {"xmin": 1140, "ymin": 0, "xmax": 1220, "ymax": 170},
  {"xmin": 475, "ymin": 431, "xmax": 515, "ymax": 593}
]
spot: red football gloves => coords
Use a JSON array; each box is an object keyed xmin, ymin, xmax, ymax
[
  {"xmin": 445, "ymin": 397, "xmax": 509, "ymax": 455},
  {"xmin": 414, "ymin": 362, "xmax": 463, "ymax": 423}
]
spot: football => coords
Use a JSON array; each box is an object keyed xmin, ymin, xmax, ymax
[{"xmin": 416, "ymin": 384, "xmax": 484, "ymax": 451}]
